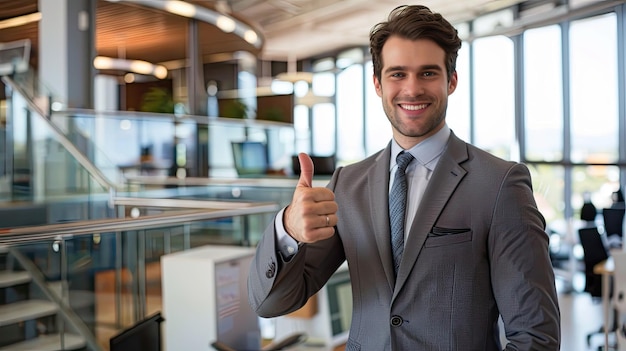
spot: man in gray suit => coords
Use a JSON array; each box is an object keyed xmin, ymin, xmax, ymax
[{"xmin": 248, "ymin": 5, "xmax": 560, "ymax": 350}]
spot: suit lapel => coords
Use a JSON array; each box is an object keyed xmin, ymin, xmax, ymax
[
  {"xmin": 393, "ymin": 133, "xmax": 469, "ymax": 294},
  {"xmin": 367, "ymin": 143, "xmax": 396, "ymax": 290}
]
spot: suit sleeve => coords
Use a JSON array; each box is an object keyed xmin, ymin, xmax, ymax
[
  {"xmin": 489, "ymin": 163, "xmax": 561, "ymax": 350},
  {"xmin": 248, "ymin": 173, "xmax": 346, "ymax": 318}
]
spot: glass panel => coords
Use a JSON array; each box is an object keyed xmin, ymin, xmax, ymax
[
  {"xmin": 364, "ymin": 61, "xmax": 392, "ymax": 156},
  {"xmin": 312, "ymin": 103, "xmax": 336, "ymax": 156},
  {"xmin": 312, "ymin": 72, "xmax": 335, "ymax": 97},
  {"xmin": 29, "ymin": 106, "xmax": 111, "ymax": 212},
  {"xmin": 336, "ymin": 64, "xmax": 364, "ymax": 165},
  {"xmin": 529, "ymin": 164, "xmax": 565, "ymax": 227},
  {"xmin": 524, "ymin": 25, "xmax": 563, "ymax": 161},
  {"xmin": 8, "ymin": 239, "xmax": 102, "ymax": 350},
  {"xmin": 572, "ymin": 165, "xmax": 620, "ymax": 215},
  {"xmin": 569, "ymin": 13, "xmax": 618, "ymax": 163},
  {"xmin": 294, "ymin": 105, "xmax": 310, "ymax": 154},
  {"xmin": 0, "ymin": 100, "xmax": 6, "ymax": 197},
  {"xmin": 209, "ymin": 122, "xmax": 247, "ymax": 178},
  {"xmin": 46, "ymin": 111, "xmax": 294, "ymax": 181},
  {"xmin": 472, "ymin": 36, "xmax": 516, "ymax": 160},
  {"xmin": 446, "ymin": 43, "xmax": 471, "ymax": 142},
  {"xmin": 311, "ymin": 72, "xmax": 336, "ymax": 157}
]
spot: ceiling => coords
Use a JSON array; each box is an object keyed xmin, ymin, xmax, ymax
[{"xmin": 0, "ymin": 0, "xmax": 528, "ymax": 71}]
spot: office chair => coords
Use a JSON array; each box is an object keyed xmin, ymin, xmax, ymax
[
  {"xmin": 579, "ymin": 227, "xmax": 610, "ymax": 298},
  {"xmin": 604, "ymin": 207, "xmax": 625, "ymax": 236},
  {"xmin": 581, "ymin": 200, "xmax": 598, "ymax": 223},
  {"xmin": 578, "ymin": 227, "xmax": 616, "ymax": 349}
]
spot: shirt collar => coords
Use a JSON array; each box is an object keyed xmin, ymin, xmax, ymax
[{"xmin": 390, "ymin": 124, "xmax": 450, "ymax": 172}]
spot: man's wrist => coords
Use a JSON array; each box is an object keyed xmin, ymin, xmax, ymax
[{"xmin": 275, "ymin": 207, "xmax": 299, "ymax": 257}]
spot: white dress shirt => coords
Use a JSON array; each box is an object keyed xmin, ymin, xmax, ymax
[{"xmin": 389, "ymin": 125, "xmax": 450, "ymax": 242}]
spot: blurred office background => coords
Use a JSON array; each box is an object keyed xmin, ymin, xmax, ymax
[{"xmin": 0, "ymin": 0, "xmax": 625, "ymax": 350}]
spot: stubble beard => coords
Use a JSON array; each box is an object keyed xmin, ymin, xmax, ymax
[{"xmin": 385, "ymin": 100, "xmax": 447, "ymax": 139}]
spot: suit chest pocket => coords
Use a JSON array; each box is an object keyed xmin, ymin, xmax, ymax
[{"xmin": 424, "ymin": 228, "xmax": 472, "ymax": 248}]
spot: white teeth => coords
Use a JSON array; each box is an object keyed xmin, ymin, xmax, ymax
[{"xmin": 400, "ymin": 104, "xmax": 427, "ymax": 111}]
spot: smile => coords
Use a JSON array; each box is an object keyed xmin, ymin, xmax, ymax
[{"xmin": 399, "ymin": 103, "xmax": 428, "ymax": 111}]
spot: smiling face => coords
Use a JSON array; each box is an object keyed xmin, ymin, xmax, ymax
[{"xmin": 374, "ymin": 36, "xmax": 458, "ymax": 149}]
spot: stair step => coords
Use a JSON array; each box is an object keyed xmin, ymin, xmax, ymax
[
  {"xmin": 0, "ymin": 271, "xmax": 31, "ymax": 288},
  {"xmin": 0, "ymin": 333, "xmax": 86, "ymax": 351},
  {"xmin": 0, "ymin": 300, "xmax": 57, "ymax": 327}
]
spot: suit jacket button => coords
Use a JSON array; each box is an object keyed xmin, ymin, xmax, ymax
[
  {"xmin": 265, "ymin": 261, "xmax": 276, "ymax": 278},
  {"xmin": 390, "ymin": 315, "xmax": 403, "ymax": 327}
]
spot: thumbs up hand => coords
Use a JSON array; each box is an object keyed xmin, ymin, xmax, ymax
[{"xmin": 284, "ymin": 153, "xmax": 338, "ymax": 243}]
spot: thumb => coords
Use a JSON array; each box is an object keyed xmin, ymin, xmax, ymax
[{"xmin": 297, "ymin": 153, "xmax": 314, "ymax": 188}]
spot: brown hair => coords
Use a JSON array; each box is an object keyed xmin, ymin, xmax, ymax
[{"xmin": 370, "ymin": 5, "xmax": 462, "ymax": 82}]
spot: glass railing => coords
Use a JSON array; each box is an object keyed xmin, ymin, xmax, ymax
[
  {"xmin": 4, "ymin": 69, "xmax": 63, "ymax": 117},
  {"xmin": 2, "ymin": 70, "xmax": 295, "ymax": 226},
  {"xmin": 1, "ymin": 75, "xmax": 116, "ymax": 222},
  {"xmin": 0, "ymin": 199, "xmax": 279, "ymax": 351},
  {"xmin": 49, "ymin": 109, "xmax": 296, "ymax": 182},
  {"xmin": 120, "ymin": 175, "xmax": 331, "ymax": 210}
]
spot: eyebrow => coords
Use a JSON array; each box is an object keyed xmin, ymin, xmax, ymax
[{"xmin": 383, "ymin": 64, "xmax": 444, "ymax": 74}]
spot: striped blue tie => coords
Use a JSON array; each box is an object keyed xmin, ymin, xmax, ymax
[{"xmin": 389, "ymin": 151, "xmax": 414, "ymax": 276}]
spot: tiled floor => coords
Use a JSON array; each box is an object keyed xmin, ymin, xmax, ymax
[
  {"xmin": 559, "ymin": 291, "xmax": 606, "ymax": 351},
  {"xmin": 555, "ymin": 271, "xmax": 618, "ymax": 351}
]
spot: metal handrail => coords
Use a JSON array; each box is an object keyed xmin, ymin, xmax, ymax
[
  {"xmin": 57, "ymin": 108, "xmax": 294, "ymax": 128},
  {"xmin": 0, "ymin": 200, "xmax": 278, "ymax": 245},
  {"xmin": 122, "ymin": 175, "xmax": 330, "ymax": 188}
]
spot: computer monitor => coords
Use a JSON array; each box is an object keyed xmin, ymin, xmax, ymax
[
  {"xmin": 231, "ymin": 141, "xmax": 268, "ymax": 176},
  {"xmin": 110, "ymin": 312, "xmax": 164, "ymax": 351},
  {"xmin": 0, "ymin": 39, "xmax": 30, "ymax": 76},
  {"xmin": 273, "ymin": 263, "xmax": 351, "ymax": 348},
  {"xmin": 325, "ymin": 268, "xmax": 352, "ymax": 344},
  {"xmin": 292, "ymin": 155, "xmax": 336, "ymax": 176}
]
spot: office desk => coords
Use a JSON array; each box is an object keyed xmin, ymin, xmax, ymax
[{"xmin": 594, "ymin": 256, "xmax": 614, "ymax": 350}]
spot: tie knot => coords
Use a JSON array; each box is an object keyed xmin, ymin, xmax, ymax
[{"xmin": 396, "ymin": 151, "xmax": 414, "ymax": 172}]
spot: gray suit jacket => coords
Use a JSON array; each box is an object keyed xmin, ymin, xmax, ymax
[{"xmin": 248, "ymin": 132, "xmax": 560, "ymax": 350}]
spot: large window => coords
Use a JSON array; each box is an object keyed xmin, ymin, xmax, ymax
[
  {"xmin": 528, "ymin": 164, "xmax": 565, "ymax": 225},
  {"xmin": 446, "ymin": 43, "xmax": 471, "ymax": 142},
  {"xmin": 569, "ymin": 13, "xmax": 619, "ymax": 164},
  {"xmin": 472, "ymin": 35, "xmax": 515, "ymax": 160},
  {"xmin": 313, "ymin": 4, "xmax": 626, "ymax": 237},
  {"xmin": 336, "ymin": 64, "xmax": 364, "ymax": 165},
  {"xmin": 364, "ymin": 61, "xmax": 392, "ymax": 156},
  {"xmin": 312, "ymin": 72, "xmax": 336, "ymax": 156},
  {"xmin": 523, "ymin": 25, "xmax": 564, "ymax": 162}
]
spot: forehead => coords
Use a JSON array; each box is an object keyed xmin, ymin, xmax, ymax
[{"xmin": 381, "ymin": 36, "xmax": 446, "ymax": 68}]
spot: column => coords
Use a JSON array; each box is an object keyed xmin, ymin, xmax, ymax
[{"xmin": 39, "ymin": 0, "xmax": 96, "ymax": 109}]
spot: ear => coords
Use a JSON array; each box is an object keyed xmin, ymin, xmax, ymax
[
  {"xmin": 373, "ymin": 74, "xmax": 383, "ymax": 97},
  {"xmin": 447, "ymin": 71, "xmax": 458, "ymax": 95}
]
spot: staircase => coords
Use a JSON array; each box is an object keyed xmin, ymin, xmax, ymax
[{"xmin": 0, "ymin": 247, "xmax": 87, "ymax": 351}]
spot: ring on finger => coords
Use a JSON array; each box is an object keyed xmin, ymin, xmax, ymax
[{"xmin": 326, "ymin": 215, "xmax": 330, "ymax": 227}]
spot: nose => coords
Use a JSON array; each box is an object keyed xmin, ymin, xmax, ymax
[{"xmin": 402, "ymin": 75, "xmax": 425, "ymax": 96}]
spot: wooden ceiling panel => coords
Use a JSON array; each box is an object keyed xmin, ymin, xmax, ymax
[
  {"xmin": 0, "ymin": 0, "xmax": 260, "ymax": 73},
  {"xmin": 0, "ymin": 0, "xmax": 37, "ymax": 21},
  {"xmin": 96, "ymin": 1, "xmax": 190, "ymax": 63}
]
